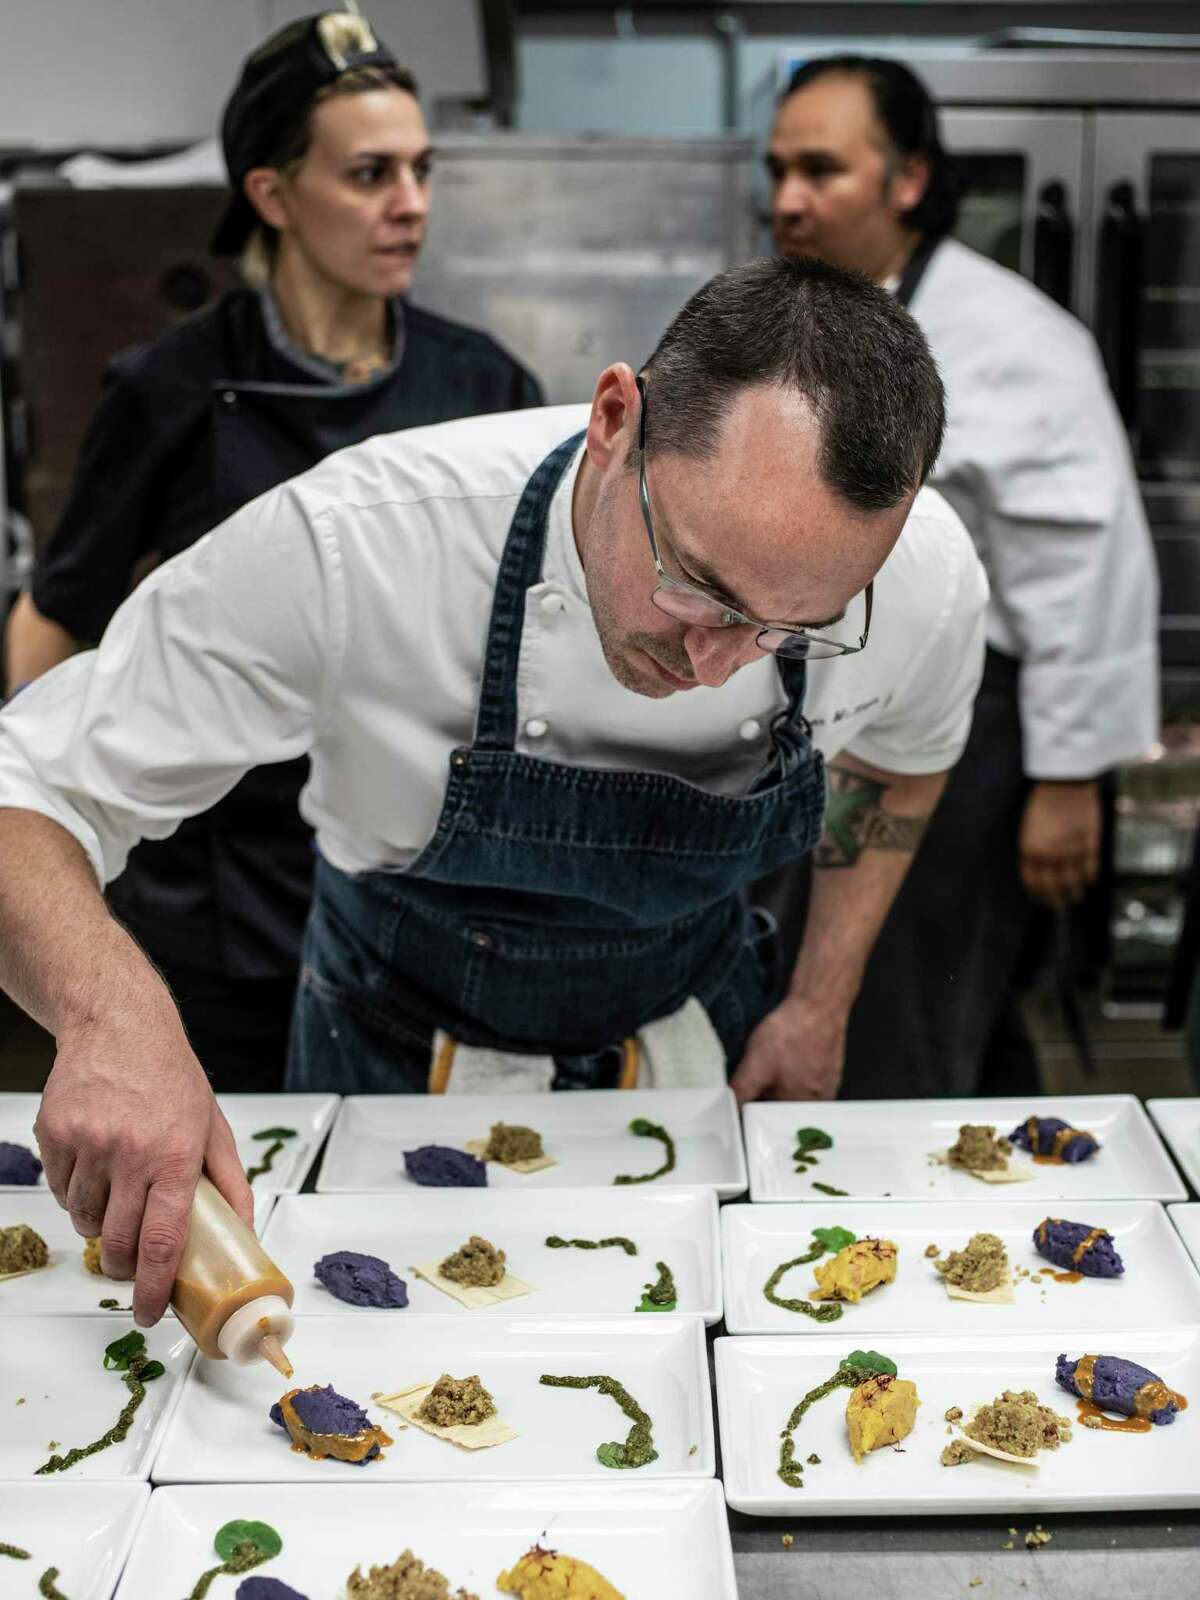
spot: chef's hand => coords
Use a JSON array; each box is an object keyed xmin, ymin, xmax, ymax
[
  {"xmin": 34, "ymin": 1003, "xmax": 253, "ymax": 1328},
  {"xmin": 1019, "ymin": 779, "xmax": 1102, "ymax": 908},
  {"xmin": 731, "ymin": 995, "xmax": 845, "ymax": 1103}
]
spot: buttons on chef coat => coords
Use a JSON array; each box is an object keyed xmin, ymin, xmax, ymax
[
  {"xmin": 738, "ymin": 718, "xmax": 763, "ymax": 741},
  {"xmin": 525, "ymin": 596, "xmax": 558, "ymax": 743}
]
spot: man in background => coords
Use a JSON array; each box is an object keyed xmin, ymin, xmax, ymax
[{"xmin": 763, "ymin": 54, "xmax": 1159, "ymax": 1098}]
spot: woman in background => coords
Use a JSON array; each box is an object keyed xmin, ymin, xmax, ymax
[{"xmin": 4, "ymin": 11, "xmax": 542, "ymax": 1090}]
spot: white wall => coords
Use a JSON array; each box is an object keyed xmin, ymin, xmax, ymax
[{"xmin": 0, "ymin": 0, "xmax": 484, "ymax": 151}]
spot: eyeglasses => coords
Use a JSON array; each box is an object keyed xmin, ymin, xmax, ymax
[{"xmin": 636, "ymin": 376, "xmax": 872, "ymax": 662}]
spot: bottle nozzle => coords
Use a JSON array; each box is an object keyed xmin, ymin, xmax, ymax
[
  {"xmin": 259, "ymin": 1332, "xmax": 294, "ymax": 1379},
  {"xmin": 216, "ymin": 1294, "xmax": 295, "ymax": 1368}
]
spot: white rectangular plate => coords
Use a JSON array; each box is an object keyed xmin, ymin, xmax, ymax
[
  {"xmin": 0, "ymin": 1316, "xmax": 193, "ymax": 1481},
  {"xmin": 115, "ymin": 1479, "xmax": 736, "ymax": 1599},
  {"xmin": 153, "ymin": 1313, "xmax": 713, "ymax": 1483},
  {"xmin": 743, "ymin": 1095, "xmax": 1185, "ymax": 1203},
  {"xmin": 319, "ymin": 1088, "xmax": 748, "ymax": 1198},
  {"xmin": 1147, "ymin": 1098, "xmax": 1200, "ymax": 1195},
  {"xmin": 721, "ymin": 1199, "xmax": 1200, "ymax": 1335},
  {"xmin": 0, "ymin": 1483, "xmax": 149, "ymax": 1600},
  {"xmin": 0, "ymin": 1191, "xmax": 274, "ymax": 1317},
  {"xmin": 0, "ymin": 1091, "xmax": 338, "ymax": 1197},
  {"xmin": 216, "ymin": 1093, "xmax": 339, "ymax": 1195},
  {"xmin": 716, "ymin": 1327, "xmax": 1200, "ymax": 1516},
  {"xmin": 261, "ymin": 1186, "xmax": 722, "ymax": 1323},
  {"xmin": 1169, "ymin": 1203, "xmax": 1200, "ymax": 1273},
  {"xmin": 0, "ymin": 1092, "xmax": 45, "ymax": 1191}
]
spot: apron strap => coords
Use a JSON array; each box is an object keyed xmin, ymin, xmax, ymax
[
  {"xmin": 777, "ymin": 656, "xmax": 808, "ymax": 721},
  {"xmin": 473, "ymin": 431, "xmax": 587, "ymax": 752}
]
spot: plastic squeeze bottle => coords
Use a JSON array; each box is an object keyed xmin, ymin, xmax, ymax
[{"xmin": 171, "ymin": 1175, "xmax": 295, "ymax": 1376}]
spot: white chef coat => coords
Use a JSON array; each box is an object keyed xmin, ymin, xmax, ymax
[
  {"xmin": 0, "ymin": 405, "xmax": 987, "ymax": 887},
  {"xmin": 908, "ymin": 238, "xmax": 1159, "ymax": 779}
]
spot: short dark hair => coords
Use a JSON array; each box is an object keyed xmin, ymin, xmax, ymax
[
  {"xmin": 783, "ymin": 54, "xmax": 961, "ymax": 240},
  {"xmin": 640, "ymin": 256, "xmax": 945, "ymax": 513}
]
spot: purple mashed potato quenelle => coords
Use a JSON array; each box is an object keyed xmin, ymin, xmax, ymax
[
  {"xmin": 1009, "ymin": 1117, "xmax": 1099, "ymax": 1163},
  {"xmin": 403, "ymin": 1144, "xmax": 487, "ymax": 1187},
  {"xmin": 1056, "ymin": 1354, "xmax": 1183, "ymax": 1424},
  {"xmin": 270, "ymin": 1384, "xmax": 392, "ymax": 1463},
  {"xmin": 237, "ymin": 1581, "xmax": 310, "ymax": 1600},
  {"xmin": 1034, "ymin": 1219, "xmax": 1125, "ymax": 1278},
  {"xmin": 0, "ymin": 1141, "xmax": 42, "ymax": 1185},
  {"xmin": 314, "ymin": 1250, "xmax": 408, "ymax": 1308}
]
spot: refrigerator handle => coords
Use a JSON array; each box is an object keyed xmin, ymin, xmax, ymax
[
  {"xmin": 1033, "ymin": 180, "xmax": 1075, "ymax": 312},
  {"xmin": 1096, "ymin": 179, "xmax": 1144, "ymax": 428}
]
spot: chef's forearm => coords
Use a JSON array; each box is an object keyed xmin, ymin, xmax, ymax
[
  {"xmin": 0, "ymin": 808, "xmax": 174, "ymax": 1039},
  {"xmin": 787, "ymin": 759, "xmax": 947, "ymax": 1012}
]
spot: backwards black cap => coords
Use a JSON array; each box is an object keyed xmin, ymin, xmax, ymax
[{"xmin": 211, "ymin": 10, "xmax": 408, "ymax": 257}]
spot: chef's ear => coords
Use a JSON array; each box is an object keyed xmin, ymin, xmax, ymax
[
  {"xmin": 243, "ymin": 167, "xmax": 290, "ymax": 233},
  {"xmin": 585, "ymin": 364, "xmax": 640, "ymax": 474},
  {"xmin": 887, "ymin": 151, "xmax": 930, "ymax": 220}
]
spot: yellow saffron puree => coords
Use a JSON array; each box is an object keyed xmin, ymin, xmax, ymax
[
  {"xmin": 497, "ymin": 1545, "xmax": 625, "ymax": 1598},
  {"xmin": 811, "ymin": 1238, "xmax": 898, "ymax": 1304},
  {"xmin": 845, "ymin": 1373, "xmax": 920, "ymax": 1463}
]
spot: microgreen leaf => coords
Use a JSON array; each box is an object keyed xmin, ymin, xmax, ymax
[
  {"xmin": 102, "ymin": 1331, "xmax": 145, "ymax": 1371},
  {"xmin": 812, "ymin": 1226, "xmax": 856, "ymax": 1253},
  {"xmin": 843, "ymin": 1349, "xmax": 897, "ymax": 1377},
  {"xmin": 213, "ymin": 1520, "xmax": 283, "ymax": 1561},
  {"xmin": 794, "ymin": 1127, "xmax": 833, "ymax": 1154}
]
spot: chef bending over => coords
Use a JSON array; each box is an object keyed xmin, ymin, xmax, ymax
[{"xmin": 0, "ymin": 257, "xmax": 986, "ymax": 1323}]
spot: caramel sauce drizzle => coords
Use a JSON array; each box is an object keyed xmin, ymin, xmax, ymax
[
  {"xmin": 1076, "ymin": 1398, "xmax": 1152, "ymax": 1434},
  {"xmin": 1072, "ymin": 1228, "xmax": 1108, "ymax": 1265},
  {"xmin": 1071, "ymin": 1355, "xmax": 1187, "ymax": 1429},
  {"xmin": 278, "ymin": 1390, "xmax": 391, "ymax": 1463},
  {"xmin": 1034, "ymin": 1219, "xmax": 1104, "ymax": 1278},
  {"xmin": 1029, "ymin": 1122, "xmax": 1095, "ymax": 1164}
]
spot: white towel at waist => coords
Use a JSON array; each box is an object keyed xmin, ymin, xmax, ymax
[{"xmin": 433, "ymin": 996, "xmax": 726, "ymax": 1093}]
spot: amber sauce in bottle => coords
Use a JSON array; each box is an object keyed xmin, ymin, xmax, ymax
[{"xmin": 171, "ymin": 1176, "xmax": 294, "ymax": 1371}]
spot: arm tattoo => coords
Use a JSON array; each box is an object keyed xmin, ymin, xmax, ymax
[{"xmin": 813, "ymin": 766, "xmax": 931, "ymax": 869}]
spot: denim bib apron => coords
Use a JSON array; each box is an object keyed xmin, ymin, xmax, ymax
[{"xmin": 288, "ymin": 433, "xmax": 827, "ymax": 1093}]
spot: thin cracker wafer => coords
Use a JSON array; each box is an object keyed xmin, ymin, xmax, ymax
[
  {"xmin": 464, "ymin": 1137, "xmax": 556, "ymax": 1175},
  {"xmin": 931, "ymin": 1150, "xmax": 1035, "ymax": 1184},
  {"xmin": 952, "ymin": 1425, "xmax": 1040, "ymax": 1467},
  {"xmin": 372, "ymin": 1381, "xmax": 518, "ymax": 1450},
  {"xmin": 943, "ymin": 1278, "xmax": 1016, "ymax": 1305},
  {"xmin": 0, "ymin": 1266, "xmax": 43, "ymax": 1284},
  {"xmin": 412, "ymin": 1261, "xmax": 535, "ymax": 1308}
]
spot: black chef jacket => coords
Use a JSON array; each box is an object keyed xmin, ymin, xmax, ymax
[{"xmin": 31, "ymin": 287, "xmax": 544, "ymax": 980}]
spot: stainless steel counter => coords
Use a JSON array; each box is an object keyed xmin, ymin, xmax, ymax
[{"xmin": 729, "ymin": 1510, "xmax": 1199, "ymax": 1599}]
